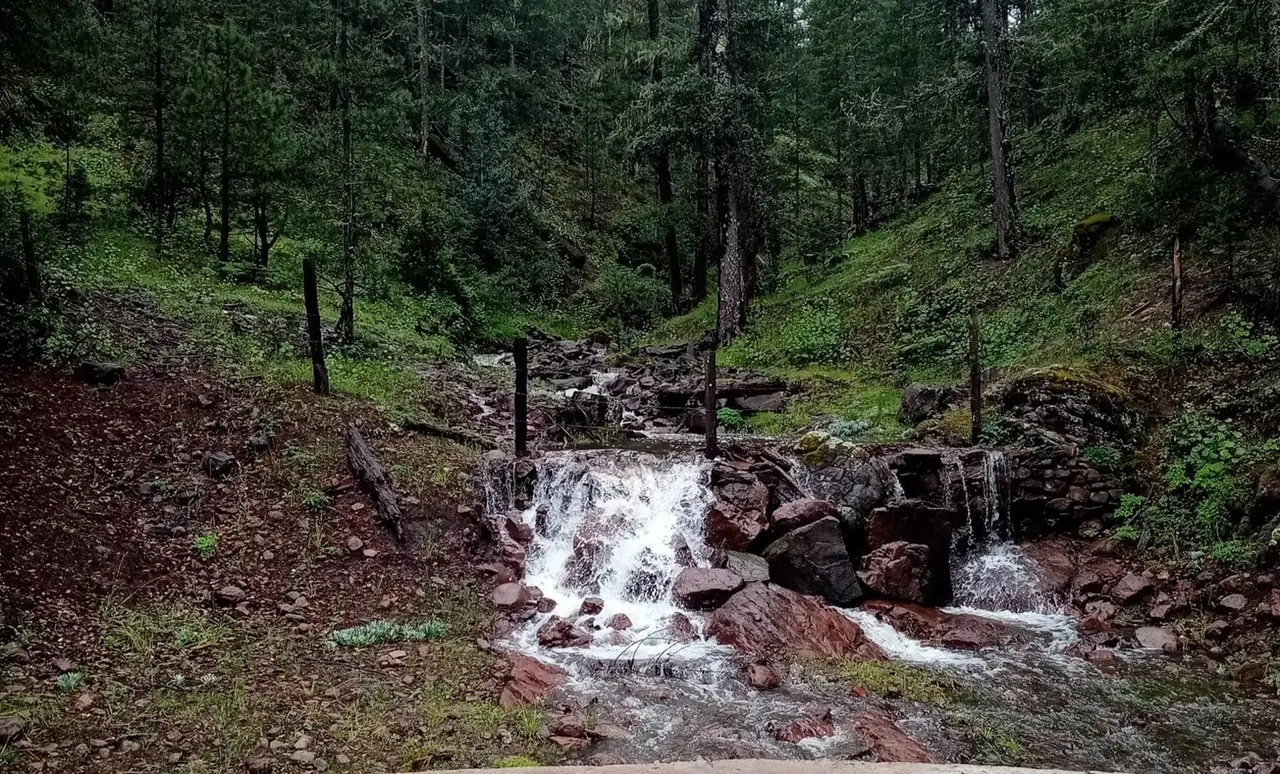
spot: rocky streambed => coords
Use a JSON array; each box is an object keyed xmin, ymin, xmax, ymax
[{"xmin": 477, "ymin": 441, "xmax": 1280, "ymax": 773}]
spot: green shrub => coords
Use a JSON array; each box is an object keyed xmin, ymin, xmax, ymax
[
  {"xmin": 716, "ymin": 407, "xmax": 744, "ymax": 429},
  {"xmin": 494, "ymin": 756, "xmax": 540, "ymax": 768},
  {"xmin": 579, "ymin": 262, "xmax": 670, "ymax": 333},
  {"xmin": 55, "ymin": 671, "xmax": 85, "ymax": 692},
  {"xmin": 1211, "ymin": 540, "xmax": 1257, "ymax": 570},
  {"xmin": 1083, "ymin": 445, "xmax": 1122, "ymax": 471},
  {"xmin": 192, "ymin": 532, "xmax": 218, "ymax": 561}
]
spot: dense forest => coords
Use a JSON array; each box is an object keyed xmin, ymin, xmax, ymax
[{"xmin": 5, "ymin": 0, "xmax": 1279, "ymax": 357}]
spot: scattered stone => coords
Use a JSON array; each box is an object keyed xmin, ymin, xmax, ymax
[
  {"xmin": 1236, "ymin": 662, "xmax": 1268, "ymax": 684},
  {"xmin": 288, "ymin": 750, "xmax": 316, "ymax": 765},
  {"xmin": 579, "ymin": 597, "xmax": 605, "ymax": 616},
  {"xmin": 605, "ymin": 614, "xmax": 632, "ymax": 631},
  {"xmin": 857, "ymin": 541, "xmax": 932, "ymax": 604},
  {"xmin": 215, "ymin": 585, "xmax": 248, "ymax": 606},
  {"xmin": 119, "ymin": 739, "xmax": 141, "ymax": 753},
  {"xmin": 706, "ymin": 582, "xmax": 885, "ymax": 660},
  {"xmin": 74, "ymin": 693, "xmax": 97, "ymax": 712},
  {"xmin": 744, "ymin": 663, "xmax": 781, "ymax": 691},
  {"xmin": 294, "ymin": 735, "xmax": 313, "ymax": 750},
  {"xmin": 549, "ymin": 735, "xmax": 590, "ymax": 751},
  {"xmin": 776, "ymin": 716, "xmax": 835, "ymax": 743},
  {"xmin": 492, "ymin": 583, "xmax": 531, "ymax": 611},
  {"xmin": 1134, "ymin": 626, "xmax": 1179, "ymax": 653},
  {"xmin": 0, "ymin": 717, "xmax": 24, "ymax": 744},
  {"xmin": 202, "ymin": 451, "xmax": 238, "ymax": 479},
  {"xmin": 1219, "ymin": 593, "xmax": 1248, "ymax": 612},
  {"xmin": 536, "ymin": 597, "xmax": 557, "ymax": 613},
  {"xmin": 73, "ymin": 361, "xmax": 125, "ymax": 386},
  {"xmin": 345, "ymin": 536, "xmax": 364, "ymax": 553},
  {"xmin": 195, "ymin": 393, "xmax": 219, "ymax": 409},
  {"xmin": 53, "ymin": 657, "xmax": 75, "ymax": 671},
  {"xmin": 247, "ymin": 435, "xmax": 270, "ymax": 453},
  {"xmin": 852, "ymin": 711, "xmax": 934, "ymax": 763},
  {"xmin": 672, "ymin": 567, "xmax": 745, "ymax": 610},
  {"xmin": 1111, "ymin": 573, "xmax": 1155, "ymax": 604},
  {"xmin": 499, "ymin": 653, "xmax": 567, "ymax": 709},
  {"xmin": 536, "ymin": 616, "xmax": 592, "ymax": 648}
]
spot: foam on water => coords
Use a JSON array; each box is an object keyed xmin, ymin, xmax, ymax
[{"xmin": 840, "ymin": 609, "xmax": 982, "ymax": 667}]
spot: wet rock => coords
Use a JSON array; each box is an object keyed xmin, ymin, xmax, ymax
[
  {"xmin": 202, "ymin": 451, "xmax": 239, "ymax": 479},
  {"xmin": 498, "ymin": 533, "xmax": 527, "ymax": 577},
  {"xmin": 549, "ymin": 712, "xmax": 587, "ymax": 739},
  {"xmin": 1134, "ymin": 626, "xmax": 1179, "ymax": 653},
  {"xmin": 851, "ymin": 711, "xmax": 934, "ymax": 763},
  {"xmin": 1087, "ymin": 648, "xmax": 1119, "ymax": 672},
  {"xmin": 1219, "ymin": 593, "xmax": 1248, "ymax": 612},
  {"xmin": 0, "ymin": 716, "xmax": 24, "ymax": 745},
  {"xmin": 1111, "ymin": 573, "xmax": 1155, "ymax": 604},
  {"xmin": 865, "ymin": 501, "xmax": 953, "ymax": 603},
  {"xmin": 899, "ymin": 383, "xmax": 966, "ymax": 427},
  {"xmin": 768, "ymin": 498, "xmax": 839, "ymax": 539},
  {"xmin": 673, "ymin": 568, "xmax": 745, "ymax": 610},
  {"xmin": 706, "ymin": 582, "xmax": 886, "ymax": 660},
  {"xmin": 605, "ymin": 614, "xmax": 632, "ymax": 631},
  {"xmin": 762, "ymin": 517, "xmax": 862, "ymax": 606},
  {"xmin": 705, "ymin": 502, "xmax": 766, "ymax": 552},
  {"xmin": 247, "ymin": 435, "xmax": 270, "ymax": 453},
  {"xmin": 776, "ymin": 716, "xmax": 835, "ymax": 743},
  {"xmin": 857, "ymin": 541, "xmax": 932, "ymax": 604},
  {"xmin": 1018, "ymin": 540, "xmax": 1077, "ymax": 596},
  {"xmin": 492, "ymin": 583, "xmax": 530, "ymax": 611},
  {"xmin": 503, "ymin": 513, "xmax": 535, "ymax": 545},
  {"xmin": 724, "ymin": 550, "xmax": 769, "ymax": 583},
  {"xmin": 744, "ymin": 663, "xmax": 781, "ymax": 691},
  {"xmin": 860, "ymin": 600, "xmax": 1032, "ymax": 650},
  {"xmin": 667, "ymin": 612, "xmax": 699, "ymax": 643},
  {"xmin": 536, "ymin": 616, "xmax": 592, "ymax": 648},
  {"xmin": 671, "ymin": 534, "xmax": 696, "ymax": 567},
  {"xmin": 1072, "ymin": 558, "xmax": 1125, "ymax": 597},
  {"xmin": 1231, "ymin": 753, "xmax": 1263, "ymax": 769},
  {"xmin": 214, "ymin": 585, "xmax": 248, "ymax": 606},
  {"xmin": 74, "ymin": 361, "xmax": 125, "ymax": 386},
  {"xmin": 735, "ymin": 392, "xmax": 787, "ymax": 413},
  {"xmin": 536, "ymin": 597, "xmax": 557, "ymax": 613},
  {"xmin": 499, "ymin": 653, "xmax": 567, "ymax": 709},
  {"xmin": 579, "ymin": 596, "xmax": 605, "ymax": 616},
  {"xmin": 549, "ymin": 735, "xmax": 591, "ymax": 751},
  {"xmin": 806, "ymin": 456, "xmax": 894, "ymax": 523}
]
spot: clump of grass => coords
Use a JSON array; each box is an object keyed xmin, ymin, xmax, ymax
[
  {"xmin": 301, "ymin": 489, "xmax": 331, "ymax": 513},
  {"xmin": 495, "ymin": 755, "xmax": 540, "ymax": 768},
  {"xmin": 329, "ymin": 619, "xmax": 447, "ymax": 648},
  {"xmin": 54, "ymin": 672, "xmax": 85, "ymax": 692},
  {"xmin": 192, "ymin": 531, "xmax": 218, "ymax": 560},
  {"xmin": 816, "ymin": 658, "xmax": 956, "ymax": 704}
]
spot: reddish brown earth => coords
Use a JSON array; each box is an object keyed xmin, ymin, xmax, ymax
[{"xmin": 0, "ymin": 350, "xmax": 559, "ymax": 772}]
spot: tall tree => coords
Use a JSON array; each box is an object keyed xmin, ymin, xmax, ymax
[
  {"xmin": 981, "ymin": 0, "xmax": 1019, "ymax": 260},
  {"xmin": 648, "ymin": 0, "xmax": 684, "ymax": 311}
]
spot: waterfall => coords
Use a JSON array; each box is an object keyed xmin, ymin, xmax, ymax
[{"xmin": 501, "ymin": 451, "xmax": 725, "ymax": 660}]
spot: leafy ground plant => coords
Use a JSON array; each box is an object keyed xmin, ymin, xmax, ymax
[
  {"xmin": 192, "ymin": 531, "xmax": 218, "ymax": 560},
  {"xmin": 329, "ymin": 619, "xmax": 448, "ymax": 648}
]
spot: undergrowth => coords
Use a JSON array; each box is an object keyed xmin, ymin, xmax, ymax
[{"xmin": 328, "ymin": 619, "xmax": 448, "ymax": 648}]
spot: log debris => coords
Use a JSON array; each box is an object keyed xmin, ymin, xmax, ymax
[{"xmin": 344, "ymin": 424, "xmax": 403, "ymax": 540}]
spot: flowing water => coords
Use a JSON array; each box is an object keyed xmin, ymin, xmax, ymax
[{"xmin": 488, "ymin": 449, "xmax": 1280, "ymax": 771}]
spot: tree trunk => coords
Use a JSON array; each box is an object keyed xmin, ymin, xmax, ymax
[
  {"xmin": 981, "ymin": 0, "xmax": 1019, "ymax": 260},
  {"xmin": 707, "ymin": 0, "xmax": 748, "ymax": 343},
  {"xmin": 218, "ymin": 25, "xmax": 233, "ymax": 263},
  {"xmin": 416, "ymin": 0, "xmax": 431, "ymax": 157},
  {"xmin": 303, "ymin": 257, "xmax": 330, "ymax": 395},
  {"xmin": 254, "ymin": 196, "xmax": 271, "ymax": 266},
  {"xmin": 19, "ymin": 207, "xmax": 40, "ymax": 303},
  {"xmin": 152, "ymin": 0, "xmax": 167, "ymax": 257},
  {"xmin": 648, "ymin": 0, "xmax": 683, "ymax": 311},
  {"xmin": 692, "ymin": 152, "xmax": 712, "ymax": 304},
  {"xmin": 336, "ymin": 0, "xmax": 356, "ymax": 344}
]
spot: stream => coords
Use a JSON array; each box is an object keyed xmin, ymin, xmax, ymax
[{"xmin": 487, "ymin": 449, "xmax": 1280, "ymax": 772}]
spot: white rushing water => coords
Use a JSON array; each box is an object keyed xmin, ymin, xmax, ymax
[{"xmin": 505, "ymin": 452, "xmax": 730, "ymax": 663}]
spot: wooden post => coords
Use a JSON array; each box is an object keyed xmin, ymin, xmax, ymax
[
  {"xmin": 969, "ymin": 307, "xmax": 982, "ymax": 445},
  {"xmin": 303, "ymin": 258, "xmax": 330, "ymax": 396},
  {"xmin": 704, "ymin": 346, "xmax": 718, "ymax": 460},
  {"xmin": 514, "ymin": 336, "xmax": 528, "ymax": 457},
  {"xmin": 1171, "ymin": 236, "xmax": 1184, "ymax": 347}
]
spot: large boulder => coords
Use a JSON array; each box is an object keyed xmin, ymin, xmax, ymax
[
  {"xmin": 724, "ymin": 550, "xmax": 770, "ymax": 583},
  {"xmin": 865, "ymin": 501, "xmax": 953, "ymax": 603},
  {"xmin": 768, "ymin": 498, "xmax": 839, "ymax": 540},
  {"xmin": 709, "ymin": 463, "xmax": 770, "ymax": 520},
  {"xmin": 806, "ymin": 456, "xmax": 895, "ymax": 525},
  {"xmin": 705, "ymin": 502, "xmax": 767, "ymax": 552},
  {"xmin": 857, "ymin": 541, "xmax": 932, "ymax": 604},
  {"xmin": 672, "ymin": 568, "xmax": 745, "ymax": 610},
  {"xmin": 499, "ymin": 653, "xmax": 567, "ymax": 708},
  {"xmin": 898, "ymin": 383, "xmax": 967, "ymax": 427},
  {"xmin": 761, "ymin": 517, "xmax": 862, "ymax": 607},
  {"xmin": 706, "ymin": 582, "xmax": 886, "ymax": 660},
  {"xmin": 859, "ymin": 600, "xmax": 1037, "ymax": 650}
]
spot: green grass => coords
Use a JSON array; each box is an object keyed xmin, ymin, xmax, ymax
[
  {"xmin": 328, "ymin": 618, "xmax": 448, "ymax": 648},
  {"xmin": 807, "ymin": 657, "xmax": 957, "ymax": 704}
]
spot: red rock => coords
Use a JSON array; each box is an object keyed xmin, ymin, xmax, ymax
[
  {"xmin": 477, "ymin": 563, "xmax": 516, "ymax": 585},
  {"xmin": 1087, "ymin": 648, "xmax": 1119, "ymax": 672},
  {"xmin": 536, "ymin": 597, "xmax": 557, "ymax": 613},
  {"xmin": 776, "ymin": 717, "xmax": 835, "ymax": 743},
  {"xmin": 706, "ymin": 583, "xmax": 886, "ymax": 660},
  {"xmin": 499, "ymin": 653, "xmax": 566, "ymax": 709},
  {"xmin": 705, "ymin": 502, "xmax": 766, "ymax": 552},
  {"xmin": 605, "ymin": 614, "xmax": 632, "ymax": 631},
  {"xmin": 579, "ymin": 597, "xmax": 605, "ymax": 616},
  {"xmin": 1072, "ymin": 558, "xmax": 1124, "ymax": 596},
  {"xmin": 667, "ymin": 613, "xmax": 699, "ymax": 643},
  {"xmin": 549, "ymin": 735, "xmax": 591, "ymax": 750},
  {"xmin": 1134, "ymin": 626, "xmax": 1178, "ymax": 653},
  {"xmin": 1111, "ymin": 573, "xmax": 1154, "ymax": 604},
  {"xmin": 851, "ymin": 711, "xmax": 934, "ymax": 763},
  {"xmin": 673, "ymin": 568, "xmax": 745, "ymax": 610},
  {"xmin": 769, "ymin": 498, "xmax": 839, "ymax": 538},
  {"xmin": 503, "ymin": 513, "xmax": 534, "ymax": 544},
  {"xmin": 498, "ymin": 533, "xmax": 527, "ymax": 577},
  {"xmin": 1219, "ymin": 593, "xmax": 1248, "ymax": 612},
  {"xmin": 549, "ymin": 712, "xmax": 587, "ymax": 739},
  {"xmin": 857, "ymin": 541, "xmax": 931, "ymax": 604},
  {"xmin": 709, "ymin": 464, "xmax": 770, "ymax": 522},
  {"xmin": 860, "ymin": 600, "xmax": 1032, "ymax": 650},
  {"xmin": 1021, "ymin": 538, "xmax": 1078, "ymax": 593},
  {"xmin": 744, "ymin": 663, "xmax": 782, "ymax": 691},
  {"xmin": 492, "ymin": 583, "xmax": 530, "ymax": 610},
  {"xmin": 536, "ymin": 616, "xmax": 592, "ymax": 648}
]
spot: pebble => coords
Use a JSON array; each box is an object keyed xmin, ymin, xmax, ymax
[
  {"xmin": 294, "ymin": 734, "xmax": 313, "ymax": 750},
  {"xmin": 346, "ymin": 537, "xmax": 364, "ymax": 552},
  {"xmin": 288, "ymin": 750, "xmax": 316, "ymax": 765},
  {"xmin": 336, "ymin": 753, "xmax": 351, "ymax": 764}
]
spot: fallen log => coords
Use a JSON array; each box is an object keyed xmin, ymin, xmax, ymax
[
  {"xmin": 403, "ymin": 418, "xmax": 498, "ymax": 450},
  {"xmin": 344, "ymin": 424, "xmax": 403, "ymax": 540}
]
